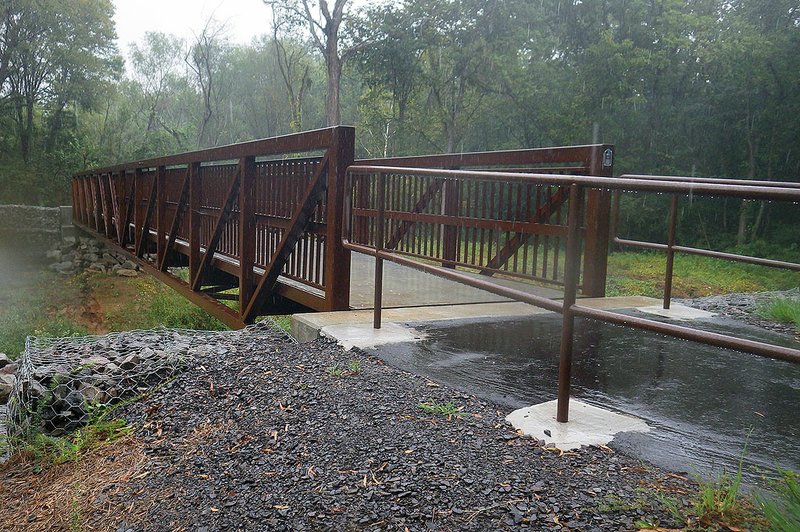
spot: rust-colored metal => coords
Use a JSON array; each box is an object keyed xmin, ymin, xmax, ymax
[
  {"xmin": 241, "ymin": 156, "xmax": 330, "ymax": 322},
  {"xmin": 73, "ymin": 127, "xmax": 356, "ymax": 325},
  {"xmin": 343, "ymin": 164, "xmax": 800, "ymax": 427},
  {"xmin": 373, "ymin": 172, "xmax": 386, "ymax": 329},
  {"xmin": 556, "ymin": 185, "xmax": 584, "ymax": 423},
  {"xmin": 663, "ymin": 194, "xmax": 679, "ymax": 309},
  {"xmin": 571, "ymin": 305, "xmax": 800, "ymax": 364}
]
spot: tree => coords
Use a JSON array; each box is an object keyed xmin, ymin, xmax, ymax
[
  {"xmin": 271, "ymin": 6, "xmax": 314, "ymax": 132},
  {"xmin": 266, "ymin": 0, "xmax": 370, "ymax": 126},
  {"xmin": 4, "ymin": 0, "xmax": 119, "ymax": 161},
  {"xmin": 186, "ymin": 18, "xmax": 231, "ymax": 147},
  {"xmin": 129, "ymin": 32, "xmax": 190, "ymax": 148}
]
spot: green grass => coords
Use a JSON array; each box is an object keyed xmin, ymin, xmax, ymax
[
  {"xmin": 22, "ymin": 417, "xmax": 132, "ymax": 469},
  {"xmin": 0, "ymin": 272, "xmax": 89, "ymax": 358},
  {"xmin": 758, "ymin": 469, "xmax": 800, "ymax": 531},
  {"xmin": 268, "ymin": 315, "xmax": 293, "ymax": 334},
  {"xmin": 325, "ymin": 360, "xmax": 362, "ymax": 377},
  {"xmin": 417, "ymin": 400, "xmax": 465, "ymax": 418},
  {"xmin": 758, "ymin": 297, "xmax": 800, "ymax": 330},
  {"xmin": 606, "ymin": 252, "xmax": 800, "ymax": 298}
]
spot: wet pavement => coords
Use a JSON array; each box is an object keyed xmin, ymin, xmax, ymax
[
  {"xmin": 348, "ymin": 252, "xmax": 564, "ymax": 309},
  {"xmin": 377, "ymin": 311, "xmax": 800, "ymax": 484}
]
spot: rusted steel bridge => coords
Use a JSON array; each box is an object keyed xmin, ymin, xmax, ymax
[
  {"xmin": 71, "ymin": 126, "xmax": 614, "ymax": 328},
  {"xmin": 72, "ymin": 127, "xmax": 800, "ymax": 421}
]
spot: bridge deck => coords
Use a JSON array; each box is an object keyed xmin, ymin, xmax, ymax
[{"xmin": 348, "ymin": 252, "xmax": 563, "ymax": 309}]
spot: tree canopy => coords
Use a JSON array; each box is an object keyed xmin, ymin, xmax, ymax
[{"xmin": 0, "ymin": 0, "xmax": 797, "ymax": 254}]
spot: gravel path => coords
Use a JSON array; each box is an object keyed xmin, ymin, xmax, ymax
[
  {"xmin": 678, "ymin": 288, "xmax": 799, "ymax": 336},
  {"xmin": 107, "ymin": 323, "xmax": 692, "ymax": 531}
]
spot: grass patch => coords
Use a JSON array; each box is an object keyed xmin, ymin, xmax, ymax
[
  {"xmin": 269, "ymin": 315, "xmax": 293, "ymax": 334},
  {"xmin": 417, "ymin": 400, "xmax": 465, "ymax": 418},
  {"xmin": 0, "ymin": 272, "xmax": 88, "ymax": 358},
  {"xmin": 607, "ymin": 252, "xmax": 800, "ymax": 298},
  {"xmin": 758, "ymin": 297, "xmax": 800, "ymax": 330},
  {"xmin": 22, "ymin": 418, "xmax": 132, "ymax": 469},
  {"xmin": 758, "ymin": 469, "xmax": 800, "ymax": 531},
  {"xmin": 325, "ymin": 360, "xmax": 362, "ymax": 377}
]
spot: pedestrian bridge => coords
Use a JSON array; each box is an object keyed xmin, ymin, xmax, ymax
[
  {"xmin": 72, "ymin": 126, "xmax": 800, "ymax": 422},
  {"xmin": 71, "ymin": 126, "xmax": 614, "ymax": 328}
]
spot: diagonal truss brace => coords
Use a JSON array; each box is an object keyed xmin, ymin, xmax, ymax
[
  {"xmin": 159, "ymin": 168, "xmax": 191, "ymax": 271},
  {"xmin": 242, "ymin": 156, "xmax": 329, "ymax": 322},
  {"xmin": 384, "ymin": 178, "xmax": 443, "ymax": 251},
  {"xmin": 136, "ymin": 174, "xmax": 158, "ymax": 258},
  {"xmin": 191, "ymin": 163, "xmax": 243, "ymax": 291},
  {"xmin": 480, "ymin": 185, "xmax": 570, "ymax": 275}
]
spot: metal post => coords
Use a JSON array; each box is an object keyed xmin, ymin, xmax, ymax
[
  {"xmin": 663, "ymin": 194, "xmax": 679, "ymax": 309},
  {"xmin": 374, "ymin": 172, "xmax": 386, "ymax": 329},
  {"xmin": 556, "ymin": 184, "xmax": 584, "ymax": 423}
]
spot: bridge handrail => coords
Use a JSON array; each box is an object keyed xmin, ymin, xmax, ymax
[{"xmin": 343, "ymin": 165, "xmax": 800, "ymax": 423}]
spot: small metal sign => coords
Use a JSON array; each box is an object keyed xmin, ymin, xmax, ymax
[{"xmin": 602, "ymin": 148, "xmax": 613, "ymax": 168}]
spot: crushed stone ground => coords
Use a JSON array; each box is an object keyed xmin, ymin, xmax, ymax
[{"xmin": 70, "ymin": 323, "xmax": 695, "ymax": 531}]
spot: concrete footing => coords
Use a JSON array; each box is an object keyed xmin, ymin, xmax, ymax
[
  {"xmin": 506, "ymin": 400, "xmax": 650, "ymax": 450},
  {"xmin": 319, "ymin": 322, "xmax": 425, "ymax": 351},
  {"xmin": 637, "ymin": 303, "xmax": 715, "ymax": 320}
]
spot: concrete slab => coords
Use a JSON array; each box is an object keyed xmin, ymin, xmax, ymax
[
  {"xmin": 577, "ymin": 296, "xmax": 661, "ymax": 309},
  {"xmin": 292, "ymin": 296, "xmax": 675, "ymax": 343},
  {"xmin": 320, "ymin": 322, "xmax": 425, "ymax": 351},
  {"xmin": 293, "ymin": 302, "xmax": 555, "ymax": 343},
  {"xmin": 348, "ymin": 252, "xmax": 563, "ymax": 309},
  {"xmin": 506, "ymin": 400, "xmax": 650, "ymax": 451},
  {"xmin": 637, "ymin": 303, "xmax": 715, "ymax": 320}
]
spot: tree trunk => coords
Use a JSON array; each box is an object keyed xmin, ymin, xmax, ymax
[{"xmin": 325, "ymin": 50, "xmax": 342, "ymax": 126}]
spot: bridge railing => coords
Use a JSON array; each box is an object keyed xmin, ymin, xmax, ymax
[
  {"xmin": 610, "ymin": 175, "xmax": 800, "ymax": 308},
  {"xmin": 342, "ymin": 166, "xmax": 800, "ymax": 422},
  {"xmin": 352, "ymin": 144, "xmax": 615, "ymax": 296},
  {"xmin": 72, "ymin": 127, "xmax": 355, "ymax": 327}
]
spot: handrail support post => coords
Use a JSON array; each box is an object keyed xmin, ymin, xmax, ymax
[
  {"xmin": 556, "ymin": 184, "xmax": 584, "ymax": 423},
  {"xmin": 664, "ymin": 194, "xmax": 679, "ymax": 309},
  {"xmin": 373, "ymin": 172, "xmax": 386, "ymax": 329}
]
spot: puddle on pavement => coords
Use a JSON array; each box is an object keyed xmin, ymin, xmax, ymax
[{"xmin": 378, "ymin": 312, "xmax": 800, "ymax": 484}]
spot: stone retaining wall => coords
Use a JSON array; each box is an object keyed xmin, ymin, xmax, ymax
[{"xmin": 0, "ymin": 204, "xmax": 71, "ymax": 249}]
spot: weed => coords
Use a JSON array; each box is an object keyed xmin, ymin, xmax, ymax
[
  {"xmin": 269, "ymin": 315, "xmax": 293, "ymax": 334},
  {"xmin": 758, "ymin": 297, "xmax": 800, "ymax": 330},
  {"xmin": 325, "ymin": 360, "xmax": 362, "ymax": 377},
  {"xmin": 757, "ymin": 468, "xmax": 800, "ymax": 531},
  {"xmin": 326, "ymin": 365, "xmax": 346, "ymax": 377},
  {"xmin": 348, "ymin": 360, "xmax": 362, "ymax": 374},
  {"xmin": 69, "ymin": 497, "xmax": 83, "ymax": 532},
  {"xmin": 22, "ymin": 418, "xmax": 132, "ymax": 467},
  {"xmin": 418, "ymin": 401, "xmax": 465, "ymax": 418}
]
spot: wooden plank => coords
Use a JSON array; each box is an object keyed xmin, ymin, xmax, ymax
[
  {"xmin": 191, "ymin": 164, "xmax": 242, "ymax": 290},
  {"xmin": 242, "ymin": 156, "xmax": 330, "ymax": 322}
]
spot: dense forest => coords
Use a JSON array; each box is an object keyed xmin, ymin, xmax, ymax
[{"xmin": 0, "ymin": 0, "xmax": 798, "ymax": 255}]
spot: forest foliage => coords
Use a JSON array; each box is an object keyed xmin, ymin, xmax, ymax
[{"xmin": 0, "ymin": 0, "xmax": 797, "ymax": 255}]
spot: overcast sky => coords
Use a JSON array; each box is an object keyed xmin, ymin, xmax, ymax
[{"xmin": 113, "ymin": 0, "xmax": 274, "ymax": 54}]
